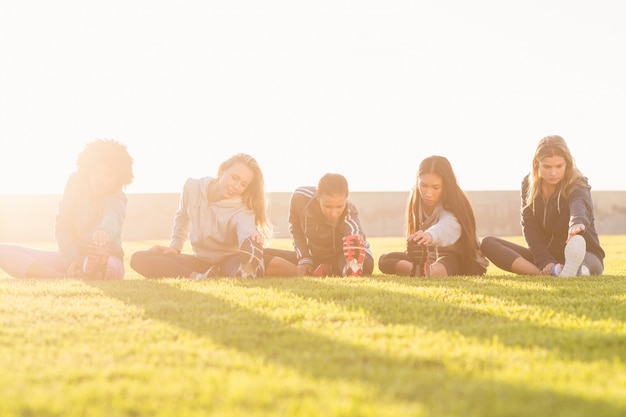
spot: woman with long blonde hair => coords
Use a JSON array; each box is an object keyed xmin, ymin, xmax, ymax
[
  {"xmin": 480, "ymin": 135, "xmax": 605, "ymax": 277},
  {"xmin": 131, "ymin": 153, "xmax": 272, "ymax": 279}
]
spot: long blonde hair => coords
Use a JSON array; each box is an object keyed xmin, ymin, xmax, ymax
[
  {"xmin": 524, "ymin": 135, "xmax": 585, "ymax": 208},
  {"xmin": 217, "ymin": 153, "xmax": 273, "ymax": 241}
]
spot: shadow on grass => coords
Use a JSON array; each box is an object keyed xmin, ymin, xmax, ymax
[
  {"xmin": 86, "ymin": 278, "xmax": 625, "ymax": 417},
  {"xmin": 255, "ymin": 277, "xmax": 626, "ymax": 364}
]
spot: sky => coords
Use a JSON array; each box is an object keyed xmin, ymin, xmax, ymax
[{"xmin": 1, "ymin": 0, "xmax": 624, "ymax": 195}]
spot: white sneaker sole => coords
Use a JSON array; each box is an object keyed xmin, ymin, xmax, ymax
[
  {"xmin": 559, "ymin": 235, "xmax": 586, "ymax": 277},
  {"xmin": 239, "ymin": 238, "xmax": 263, "ymax": 278}
]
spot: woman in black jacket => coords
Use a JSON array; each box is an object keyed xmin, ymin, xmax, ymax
[
  {"xmin": 481, "ymin": 135, "xmax": 605, "ymax": 277},
  {"xmin": 263, "ymin": 173, "xmax": 374, "ymax": 277}
]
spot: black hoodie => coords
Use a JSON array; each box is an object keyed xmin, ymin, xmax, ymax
[{"xmin": 521, "ymin": 175, "xmax": 605, "ymax": 270}]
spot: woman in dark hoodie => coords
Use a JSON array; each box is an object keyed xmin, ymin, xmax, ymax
[{"xmin": 481, "ymin": 135, "xmax": 604, "ymax": 277}]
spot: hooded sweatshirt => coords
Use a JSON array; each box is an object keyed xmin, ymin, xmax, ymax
[
  {"xmin": 521, "ymin": 174, "xmax": 605, "ymax": 269},
  {"xmin": 169, "ymin": 177, "xmax": 257, "ymax": 263}
]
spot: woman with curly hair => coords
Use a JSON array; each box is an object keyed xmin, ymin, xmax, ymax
[
  {"xmin": 480, "ymin": 135, "xmax": 605, "ymax": 277},
  {"xmin": 0, "ymin": 139, "xmax": 134, "ymax": 279},
  {"xmin": 378, "ymin": 155, "xmax": 487, "ymax": 277},
  {"xmin": 130, "ymin": 153, "xmax": 272, "ymax": 279}
]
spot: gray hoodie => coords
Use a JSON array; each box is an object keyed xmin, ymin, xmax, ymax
[{"xmin": 169, "ymin": 177, "xmax": 257, "ymax": 263}]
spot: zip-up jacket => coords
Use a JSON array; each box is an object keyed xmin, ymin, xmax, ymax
[
  {"xmin": 289, "ymin": 186, "xmax": 371, "ymax": 266},
  {"xmin": 521, "ymin": 175, "xmax": 605, "ymax": 270}
]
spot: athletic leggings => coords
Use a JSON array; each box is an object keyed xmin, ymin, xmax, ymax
[
  {"xmin": 378, "ymin": 250, "xmax": 462, "ymax": 276},
  {"xmin": 130, "ymin": 250, "xmax": 241, "ymax": 278},
  {"xmin": 263, "ymin": 248, "xmax": 375, "ymax": 276},
  {"xmin": 0, "ymin": 243, "xmax": 125, "ymax": 279},
  {"xmin": 480, "ymin": 236, "xmax": 604, "ymax": 274}
]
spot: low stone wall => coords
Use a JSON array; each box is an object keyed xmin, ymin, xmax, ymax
[{"xmin": 1, "ymin": 191, "xmax": 625, "ymax": 241}]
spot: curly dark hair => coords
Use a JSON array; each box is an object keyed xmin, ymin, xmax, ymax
[{"xmin": 76, "ymin": 139, "xmax": 134, "ymax": 187}]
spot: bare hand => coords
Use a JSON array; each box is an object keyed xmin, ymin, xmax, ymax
[
  {"xmin": 407, "ymin": 230, "xmax": 433, "ymax": 246},
  {"xmin": 542, "ymin": 262, "xmax": 556, "ymax": 275},
  {"xmin": 91, "ymin": 229, "xmax": 110, "ymax": 246},
  {"xmin": 567, "ymin": 224, "xmax": 585, "ymax": 242},
  {"xmin": 150, "ymin": 245, "xmax": 180, "ymax": 255},
  {"xmin": 249, "ymin": 233, "xmax": 264, "ymax": 245}
]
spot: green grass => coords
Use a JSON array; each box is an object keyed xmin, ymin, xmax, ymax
[{"xmin": 1, "ymin": 236, "xmax": 625, "ymax": 417}]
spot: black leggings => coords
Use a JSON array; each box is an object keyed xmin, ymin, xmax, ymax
[
  {"xmin": 480, "ymin": 236, "xmax": 533, "ymax": 272},
  {"xmin": 130, "ymin": 250, "xmax": 240, "ymax": 278},
  {"xmin": 378, "ymin": 252, "xmax": 410, "ymax": 274},
  {"xmin": 378, "ymin": 251, "xmax": 462, "ymax": 276},
  {"xmin": 263, "ymin": 248, "xmax": 375, "ymax": 276},
  {"xmin": 480, "ymin": 235, "xmax": 604, "ymax": 274}
]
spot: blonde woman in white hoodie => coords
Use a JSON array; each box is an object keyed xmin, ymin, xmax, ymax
[{"xmin": 130, "ymin": 153, "xmax": 272, "ymax": 279}]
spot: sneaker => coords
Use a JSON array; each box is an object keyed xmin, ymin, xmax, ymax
[
  {"xmin": 238, "ymin": 237, "xmax": 264, "ymax": 278},
  {"xmin": 196, "ymin": 265, "xmax": 221, "ymax": 279},
  {"xmin": 82, "ymin": 243, "xmax": 110, "ymax": 279},
  {"xmin": 407, "ymin": 240, "xmax": 428, "ymax": 277},
  {"xmin": 551, "ymin": 261, "xmax": 589, "ymax": 277},
  {"xmin": 313, "ymin": 263, "xmax": 333, "ymax": 277},
  {"xmin": 559, "ymin": 235, "xmax": 586, "ymax": 277},
  {"xmin": 343, "ymin": 234, "xmax": 366, "ymax": 277},
  {"xmin": 550, "ymin": 263, "xmax": 563, "ymax": 276}
]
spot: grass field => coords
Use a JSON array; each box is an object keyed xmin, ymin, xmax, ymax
[{"xmin": 1, "ymin": 236, "xmax": 625, "ymax": 417}]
